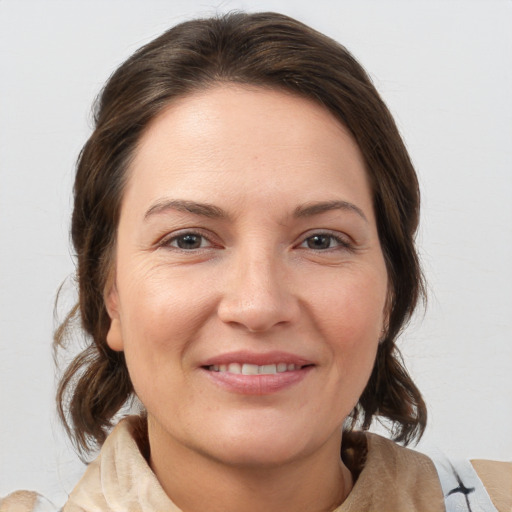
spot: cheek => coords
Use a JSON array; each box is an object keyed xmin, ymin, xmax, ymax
[
  {"xmin": 308, "ymin": 268, "xmax": 386, "ymax": 376},
  {"xmin": 310, "ymin": 268, "xmax": 386, "ymax": 337},
  {"xmin": 115, "ymin": 264, "xmax": 217, "ymax": 387},
  {"xmin": 118, "ymin": 258, "xmax": 211, "ymax": 337},
  {"xmin": 117, "ymin": 281, "xmax": 206, "ymax": 416}
]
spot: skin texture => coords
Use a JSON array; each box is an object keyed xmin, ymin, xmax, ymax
[{"xmin": 105, "ymin": 85, "xmax": 389, "ymax": 512}]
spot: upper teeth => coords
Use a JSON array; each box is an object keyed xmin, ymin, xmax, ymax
[{"xmin": 208, "ymin": 363, "xmax": 299, "ymax": 375}]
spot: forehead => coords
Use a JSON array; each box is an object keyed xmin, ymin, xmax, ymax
[
  {"xmin": 137, "ymin": 84, "xmax": 358, "ymax": 155},
  {"xmin": 124, "ymin": 85, "xmax": 373, "ymax": 219}
]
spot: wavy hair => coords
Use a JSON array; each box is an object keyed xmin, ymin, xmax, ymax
[{"xmin": 55, "ymin": 11, "xmax": 426, "ymax": 455}]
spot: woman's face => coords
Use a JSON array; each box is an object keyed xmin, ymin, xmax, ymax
[{"xmin": 106, "ymin": 85, "xmax": 388, "ymax": 468}]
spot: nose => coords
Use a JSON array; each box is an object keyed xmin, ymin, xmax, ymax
[{"xmin": 217, "ymin": 247, "xmax": 300, "ymax": 333}]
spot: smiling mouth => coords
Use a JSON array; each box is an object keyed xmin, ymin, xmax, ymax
[
  {"xmin": 201, "ymin": 357, "xmax": 314, "ymax": 394},
  {"xmin": 206, "ymin": 363, "xmax": 311, "ymax": 375}
]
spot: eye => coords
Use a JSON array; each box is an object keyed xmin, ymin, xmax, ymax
[
  {"xmin": 166, "ymin": 232, "xmax": 212, "ymax": 250},
  {"xmin": 300, "ymin": 233, "xmax": 351, "ymax": 251}
]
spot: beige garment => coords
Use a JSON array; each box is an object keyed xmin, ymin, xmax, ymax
[
  {"xmin": 336, "ymin": 432, "xmax": 445, "ymax": 512},
  {"xmin": 2, "ymin": 416, "xmax": 510, "ymax": 511},
  {"xmin": 471, "ymin": 459, "xmax": 512, "ymax": 512},
  {"xmin": 0, "ymin": 491, "xmax": 38, "ymax": 512}
]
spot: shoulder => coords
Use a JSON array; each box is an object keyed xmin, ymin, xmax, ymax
[
  {"xmin": 364, "ymin": 431, "xmax": 441, "ymax": 479},
  {"xmin": 342, "ymin": 432, "xmax": 512, "ymax": 512},
  {"xmin": 339, "ymin": 432, "xmax": 445, "ymax": 511},
  {"xmin": 0, "ymin": 491, "xmax": 58, "ymax": 512},
  {"xmin": 425, "ymin": 450, "xmax": 511, "ymax": 512}
]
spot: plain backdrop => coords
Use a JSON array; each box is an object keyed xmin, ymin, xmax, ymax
[{"xmin": 1, "ymin": 0, "xmax": 511, "ymax": 504}]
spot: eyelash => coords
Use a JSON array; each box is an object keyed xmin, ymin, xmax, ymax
[{"xmin": 158, "ymin": 230, "xmax": 353, "ymax": 253}]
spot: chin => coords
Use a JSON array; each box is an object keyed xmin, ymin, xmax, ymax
[
  {"xmin": 208, "ymin": 435, "xmax": 311, "ymax": 469},
  {"xmin": 199, "ymin": 415, "xmax": 328, "ymax": 469}
]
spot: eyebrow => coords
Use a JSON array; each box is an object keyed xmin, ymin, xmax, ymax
[
  {"xmin": 144, "ymin": 199, "xmax": 228, "ymax": 220},
  {"xmin": 294, "ymin": 200, "xmax": 368, "ymax": 223},
  {"xmin": 144, "ymin": 198, "xmax": 368, "ymax": 223}
]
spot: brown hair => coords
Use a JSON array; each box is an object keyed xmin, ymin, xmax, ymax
[{"xmin": 55, "ymin": 11, "xmax": 426, "ymax": 455}]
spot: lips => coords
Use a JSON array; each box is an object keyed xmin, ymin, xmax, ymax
[{"xmin": 200, "ymin": 351, "xmax": 315, "ymax": 395}]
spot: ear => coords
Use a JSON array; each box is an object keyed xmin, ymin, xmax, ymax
[{"xmin": 104, "ymin": 273, "xmax": 124, "ymax": 352}]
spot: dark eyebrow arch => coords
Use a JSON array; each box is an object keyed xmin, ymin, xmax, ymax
[
  {"xmin": 294, "ymin": 200, "xmax": 368, "ymax": 223},
  {"xmin": 144, "ymin": 199, "xmax": 228, "ymax": 220}
]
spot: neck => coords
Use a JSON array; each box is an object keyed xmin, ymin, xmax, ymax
[{"xmin": 148, "ymin": 419, "xmax": 353, "ymax": 512}]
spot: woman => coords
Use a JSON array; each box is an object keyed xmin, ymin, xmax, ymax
[{"xmin": 2, "ymin": 11, "xmax": 509, "ymax": 512}]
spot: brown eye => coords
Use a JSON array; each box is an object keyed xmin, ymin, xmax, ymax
[
  {"xmin": 178, "ymin": 234, "xmax": 202, "ymax": 249},
  {"xmin": 169, "ymin": 233, "xmax": 207, "ymax": 250},
  {"xmin": 305, "ymin": 234, "xmax": 335, "ymax": 250},
  {"xmin": 299, "ymin": 233, "xmax": 352, "ymax": 251}
]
